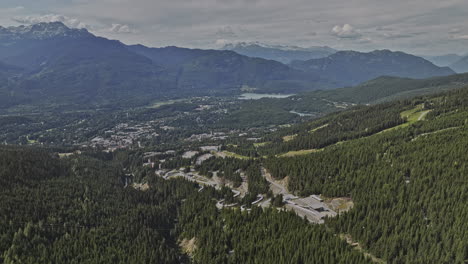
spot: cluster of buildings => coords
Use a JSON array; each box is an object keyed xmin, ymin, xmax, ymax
[
  {"xmin": 88, "ymin": 122, "xmax": 159, "ymax": 151},
  {"xmin": 186, "ymin": 131, "xmax": 229, "ymax": 141}
]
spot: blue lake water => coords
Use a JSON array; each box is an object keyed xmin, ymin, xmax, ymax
[{"xmin": 238, "ymin": 93, "xmax": 295, "ymax": 100}]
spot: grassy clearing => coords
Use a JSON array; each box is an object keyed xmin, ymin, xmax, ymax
[
  {"xmin": 58, "ymin": 153, "xmax": 74, "ymax": 158},
  {"xmin": 26, "ymin": 136, "xmax": 37, "ymax": 144},
  {"xmin": 148, "ymin": 99, "xmax": 186, "ymax": 109},
  {"xmin": 221, "ymin": 151, "xmax": 251, "ymax": 160},
  {"xmin": 309, "ymin": 123, "xmax": 329, "ymax": 133},
  {"xmin": 380, "ymin": 104, "xmax": 431, "ymax": 133},
  {"xmin": 254, "ymin": 142, "xmax": 271, "ymax": 147},
  {"xmin": 401, "ymin": 104, "xmax": 430, "ymax": 122},
  {"xmin": 279, "ymin": 149, "xmax": 321, "ymax": 157},
  {"xmin": 282, "ymin": 134, "xmax": 297, "ymax": 142},
  {"xmin": 275, "ymin": 105, "xmax": 434, "ymax": 158}
]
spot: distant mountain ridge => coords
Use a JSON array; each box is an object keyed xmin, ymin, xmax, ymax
[
  {"xmin": 449, "ymin": 55, "xmax": 468, "ymax": 73},
  {"xmin": 290, "ymin": 50, "xmax": 455, "ymax": 86},
  {"xmin": 0, "ymin": 22, "xmax": 333, "ymax": 109},
  {"xmin": 128, "ymin": 44, "xmax": 326, "ymax": 93},
  {"xmin": 423, "ymin": 54, "xmax": 463, "ymax": 67},
  {"xmin": 0, "ymin": 22, "xmax": 459, "ymax": 110},
  {"xmin": 305, "ymin": 73, "xmax": 468, "ymax": 105},
  {"xmin": 0, "ymin": 22, "xmax": 90, "ymax": 40},
  {"xmin": 222, "ymin": 42, "xmax": 337, "ymax": 63},
  {"xmin": 231, "ymin": 72, "xmax": 468, "ymax": 127}
]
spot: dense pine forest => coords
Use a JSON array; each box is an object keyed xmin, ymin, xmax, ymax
[
  {"xmin": 0, "ymin": 147, "xmax": 199, "ymax": 263},
  {"xmin": 1, "ymin": 85, "xmax": 468, "ymax": 264},
  {"xmin": 178, "ymin": 193, "xmax": 372, "ymax": 264},
  {"xmin": 3, "ymin": 8, "xmax": 468, "ymax": 264},
  {"xmin": 0, "ymin": 146, "xmax": 371, "ymax": 263},
  {"xmin": 261, "ymin": 88, "xmax": 468, "ymax": 263}
]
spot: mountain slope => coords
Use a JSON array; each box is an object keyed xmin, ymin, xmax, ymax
[
  {"xmin": 0, "ymin": 62, "xmax": 25, "ymax": 107},
  {"xmin": 251, "ymin": 87, "xmax": 468, "ymax": 263},
  {"xmin": 0, "ymin": 22, "xmax": 93, "ymax": 70},
  {"xmin": 305, "ymin": 72, "xmax": 468, "ymax": 104},
  {"xmin": 450, "ymin": 55, "xmax": 468, "ymax": 73},
  {"xmin": 129, "ymin": 44, "xmax": 331, "ymax": 93},
  {"xmin": 290, "ymin": 50, "xmax": 455, "ymax": 86},
  {"xmin": 0, "ymin": 22, "xmax": 458, "ymax": 111},
  {"xmin": 0, "ymin": 23, "xmax": 335, "ymax": 109},
  {"xmin": 0, "ymin": 23, "xmax": 169, "ymax": 107},
  {"xmin": 222, "ymin": 42, "xmax": 337, "ymax": 63},
  {"xmin": 423, "ymin": 53, "xmax": 463, "ymax": 67},
  {"xmin": 228, "ymin": 72, "xmax": 468, "ymax": 128},
  {"xmin": 0, "ymin": 61, "xmax": 22, "ymax": 79}
]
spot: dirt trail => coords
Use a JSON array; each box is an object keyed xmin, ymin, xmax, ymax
[
  {"xmin": 340, "ymin": 234, "xmax": 386, "ymax": 264},
  {"xmin": 418, "ymin": 110, "xmax": 431, "ymax": 121}
]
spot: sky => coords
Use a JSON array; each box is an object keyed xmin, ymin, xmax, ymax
[{"xmin": 1, "ymin": 0, "xmax": 468, "ymax": 55}]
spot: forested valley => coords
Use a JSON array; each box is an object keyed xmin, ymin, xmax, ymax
[
  {"xmin": 2, "ymin": 9, "xmax": 468, "ymax": 264},
  {"xmin": 0, "ymin": 146, "xmax": 372, "ymax": 263},
  {"xmin": 2, "ymin": 87, "xmax": 468, "ymax": 264},
  {"xmin": 259, "ymin": 88, "xmax": 468, "ymax": 263}
]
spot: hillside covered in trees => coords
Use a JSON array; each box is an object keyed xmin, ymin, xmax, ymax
[
  {"xmin": 254, "ymin": 88, "xmax": 468, "ymax": 263},
  {"xmin": 0, "ymin": 146, "xmax": 371, "ymax": 263}
]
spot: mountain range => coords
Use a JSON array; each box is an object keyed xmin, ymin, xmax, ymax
[
  {"xmin": 0, "ymin": 22, "xmax": 327, "ymax": 108},
  {"xmin": 301, "ymin": 72, "xmax": 468, "ymax": 105},
  {"xmin": 0, "ymin": 22, "xmax": 458, "ymax": 110},
  {"xmin": 290, "ymin": 50, "xmax": 455, "ymax": 86},
  {"xmin": 423, "ymin": 54, "xmax": 463, "ymax": 67},
  {"xmin": 422, "ymin": 53, "xmax": 468, "ymax": 73},
  {"xmin": 449, "ymin": 56, "xmax": 468, "ymax": 73},
  {"xmin": 230, "ymin": 71, "xmax": 468, "ymax": 127},
  {"xmin": 222, "ymin": 42, "xmax": 337, "ymax": 64}
]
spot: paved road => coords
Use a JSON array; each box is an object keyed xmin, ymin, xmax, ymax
[
  {"xmin": 260, "ymin": 167, "xmax": 288, "ymax": 195},
  {"xmin": 260, "ymin": 167, "xmax": 324, "ymax": 223}
]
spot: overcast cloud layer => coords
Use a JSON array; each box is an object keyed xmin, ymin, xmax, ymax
[{"xmin": 1, "ymin": 0, "xmax": 468, "ymax": 55}]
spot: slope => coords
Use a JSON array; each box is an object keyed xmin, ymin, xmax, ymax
[
  {"xmin": 222, "ymin": 42, "xmax": 337, "ymax": 63},
  {"xmin": 450, "ymin": 55, "xmax": 468, "ymax": 73},
  {"xmin": 226, "ymin": 72, "xmax": 468, "ymax": 128},
  {"xmin": 423, "ymin": 53, "xmax": 463, "ymax": 67},
  {"xmin": 0, "ymin": 22, "xmax": 337, "ymax": 110},
  {"xmin": 290, "ymin": 50, "xmax": 455, "ymax": 86},
  {"xmin": 129, "ymin": 44, "xmax": 331, "ymax": 93},
  {"xmin": 305, "ymin": 72, "xmax": 468, "ymax": 104},
  {"xmin": 235, "ymin": 87, "xmax": 468, "ymax": 263}
]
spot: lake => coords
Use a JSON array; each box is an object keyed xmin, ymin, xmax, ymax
[
  {"xmin": 289, "ymin": 110, "xmax": 314, "ymax": 117},
  {"xmin": 238, "ymin": 93, "xmax": 295, "ymax": 100}
]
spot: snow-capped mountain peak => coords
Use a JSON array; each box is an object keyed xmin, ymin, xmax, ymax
[{"xmin": 0, "ymin": 22, "xmax": 90, "ymax": 40}]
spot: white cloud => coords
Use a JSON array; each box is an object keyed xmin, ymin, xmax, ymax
[
  {"xmin": 0, "ymin": 6, "xmax": 24, "ymax": 13},
  {"xmin": 12, "ymin": 14, "xmax": 89, "ymax": 29},
  {"xmin": 331, "ymin": 24, "xmax": 361, "ymax": 39},
  {"xmin": 381, "ymin": 32, "xmax": 414, "ymax": 39},
  {"xmin": 15, "ymin": 0, "xmax": 468, "ymax": 54},
  {"xmin": 215, "ymin": 26, "xmax": 237, "ymax": 38},
  {"xmin": 375, "ymin": 26, "xmax": 393, "ymax": 31},
  {"xmin": 451, "ymin": 35, "xmax": 468, "ymax": 40},
  {"xmin": 215, "ymin": 39, "xmax": 230, "ymax": 47},
  {"xmin": 109, "ymin": 23, "xmax": 136, "ymax": 34},
  {"xmin": 10, "ymin": 6, "xmax": 25, "ymax": 12}
]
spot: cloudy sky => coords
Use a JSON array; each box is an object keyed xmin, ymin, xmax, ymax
[{"xmin": 1, "ymin": 0, "xmax": 468, "ymax": 55}]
